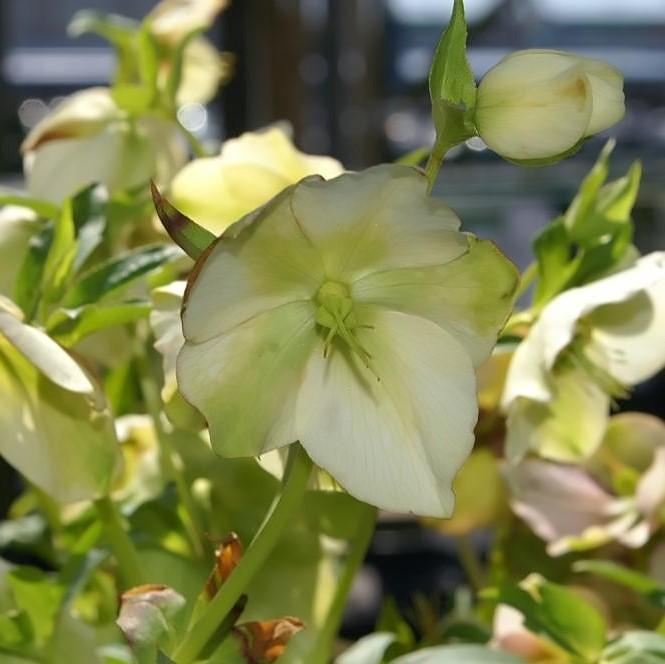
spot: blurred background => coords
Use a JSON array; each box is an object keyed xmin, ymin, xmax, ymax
[{"xmin": 1, "ymin": 0, "xmax": 665, "ymax": 640}]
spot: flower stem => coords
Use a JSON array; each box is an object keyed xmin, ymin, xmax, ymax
[
  {"xmin": 456, "ymin": 534, "xmax": 484, "ymax": 592},
  {"xmin": 178, "ymin": 121, "xmax": 209, "ymax": 158},
  {"xmin": 514, "ymin": 261, "xmax": 538, "ymax": 301},
  {"xmin": 309, "ymin": 503, "xmax": 377, "ymax": 664},
  {"xmin": 424, "ymin": 148, "xmax": 445, "ymax": 194},
  {"xmin": 94, "ymin": 496, "xmax": 145, "ymax": 590},
  {"xmin": 171, "ymin": 443, "xmax": 313, "ymax": 664},
  {"xmin": 136, "ymin": 351, "xmax": 205, "ymax": 559}
]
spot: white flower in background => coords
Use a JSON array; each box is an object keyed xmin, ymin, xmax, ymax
[
  {"xmin": 506, "ymin": 413, "xmax": 665, "ymax": 555},
  {"xmin": 169, "ymin": 127, "xmax": 344, "ymax": 234},
  {"xmin": 0, "ymin": 205, "xmax": 39, "ymax": 296},
  {"xmin": 475, "ymin": 50, "xmax": 625, "ymax": 162},
  {"xmin": 176, "ymin": 164, "xmax": 518, "ymax": 517},
  {"xmin": 148, "ymin": 0, "xmax": 229, "ymax": 43},
  {"xmin": 22, "ymin": 88, "xmax": 187, "ymax": 204},
  {"xmin": 502, "ymin": 252, "xmax": 665, "ymax": 462},
  {"xmin": 0, "ymin": 296, "xmax": 120, "ymax": 502}
]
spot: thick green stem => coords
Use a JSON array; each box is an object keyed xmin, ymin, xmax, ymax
[
  {"xmin": 424, "ymin": 148, "xmax": 445, "ymax": 194},
  {"xmin": 456, "ymin": 534, "xmax": 484, "ymax": 592},
  {"xmin": 172, "ymin": 444, "xmax": 312, "ymax": 664},
  {"xmin": 178, "ymin": 122, "xmax": 209, "ymax": 158},
  {"xmin": 309, "ymin": 503, "xmax": 377, "ymax": 664},
  {"xmin": 136, "ymin": 352, "xmax": 205, "ymax": 559},
  {"xmin": 514, "ymin": 261, "xmax": 537, "ymax": 301},
  {"xmin": 95, "ymin": 496, "xmax": 145, "ymax": 590}
]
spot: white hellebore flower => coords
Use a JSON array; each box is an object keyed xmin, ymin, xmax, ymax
[
  {"xmin": 475, "ymin": 50, "xmax": 625, "ymax": 162},
  {"xmin": 0, "ymin": 205, "xmax": 39, "ymax": 296},
  {"xmin": 22, "ymin": 88, "xmax": 187, "ymax": 204},
  {"xmin": 177, "ymin": 165, "xmax": 518, "ymax": 517},
  {"xmin": 502, "ymin": 252, "xmax": 665, "ymax": 462},
  {"xmin": 170, "ymin": 127, "xmax": 343, "ymax": 235}
]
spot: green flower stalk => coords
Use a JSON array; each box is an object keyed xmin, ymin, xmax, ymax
[{"xmin": 176, "ymin": 164, "xmax": 518, "ymax": 517}]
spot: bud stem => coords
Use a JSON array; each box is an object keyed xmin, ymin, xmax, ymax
[{"xmin": 172, "ymin": 443, "xmax": 312, "ymax": 664}]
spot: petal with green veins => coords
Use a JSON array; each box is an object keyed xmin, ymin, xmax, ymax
[
  {"xmin": 353, "ymin": 237, "xmax": 518, "ymax": 367},
  {"xmin": 178, "ymin": 300, "xmax": 317, "ymax": 457},
  {"xmin": 291, "ymin": 165, "xmax": 465, "ymax": 282},
  {"xmin": 296, "ymin": 309, "xmax": 477, "ymax": 518},
  {"xmin": 182, "ymin": 186, "xmax": 325, "ymax": 345}
]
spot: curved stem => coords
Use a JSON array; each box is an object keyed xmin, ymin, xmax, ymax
[
  {"xmin": 514, "ymin": 261, "xmax": 537, "ymax": 301},
  {"xmin": 172, "ymin": 443, "xmax": 312, "ymax": 664},
  {"xmin": 94, "ymin": 496, "xmax": 145, "ymax": 590},
  {"xmin": 177, "ymin": 122, "xmax": 209, "ymax": 158},
  {"xmin": 424, "ymin": 149, "xmax": 445, "ymax": 194},
  {"xmin": 309, "ymin": 503, "xmax": 377, "ymax": 664}
]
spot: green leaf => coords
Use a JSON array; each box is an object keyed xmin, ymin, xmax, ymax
[
  {"xmin": 14, "ymin": 225, "xmax": 52, "ymax": 321},
  {"xmin": 137, "ymin": 23, "xmax": 160, "ymax": 105},
  {"xmin": 111, "ymin": 84, "xmax": 155, "ymax": 114},
  {"xmin": 7, "ymin": 567, "xmax": 65, "ymax": 647},
  {"xmin": 428, "ymin": 0, "xmax": 477, "ymax": 158},
  {"xmin": 0, "ymin": 193, "xmax": 59, "ymax": 219},
  {"xmin": 164, "ymin": 28, "xmax": 205, "ymax": 110},
  {"xmin": 68, "ymin": 9, "xmax": 138, "ymax": 43},
  {"xmin": 495, "ymin": 578, "xmax": 607, "ymax": 661},
  {"xmin": 151, "ymin": 183, "xmax": 215, "ymax": 259},
  {"xmin": 63, "ymin": 244, "xmax": 182, "ymax": 308},
  {"xmin": 47, "ymin": 301, "xmax": 151, "ymax": 346},
  {"xmin": 41, "ymin": 199, "xmax": 78, "ymax": 305},
  {"xmin": 70, "ymin": 184, "xmax": 108, "ymax": 273},
  {"xmin": 574, "ymin": 560, "xmax": 665, "ymax": 609}
]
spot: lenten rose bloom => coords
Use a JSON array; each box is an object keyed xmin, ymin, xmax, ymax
[
  {"xmin": 169, "ymin": 127, "xmax": 344, "ymax": 234},
  {"xmin": 502, "ymin": 252, "xmax": 665, "ymax": 462},
  {"xmin": 176, "ymin": 164, "xmax": 518, "ymax": 517}
]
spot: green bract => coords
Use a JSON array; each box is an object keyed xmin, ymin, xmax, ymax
[
  {"xmin": 475, "ymin": 50, "xmax": 625, "ymax": 163},
  {"xmin": 177, "ymin": 165, "xmax": 518, "ymax": 517}
]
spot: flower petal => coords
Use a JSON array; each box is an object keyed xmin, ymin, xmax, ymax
[
  {"xmin": 505, "ymin": 367, "xmax": 609, "ymax": 463},
  {"xmin": 353, "ymin": 237, "xmax": 518, "ymax": 366},
  {"xmin": 178, "ymin": 300, "xmax": 317, "ymax": 456},
  {"xmin": 291, "ymin": 165, "xmax": 466, "ymax": 282},
  {"xmin": 0, "ymin": 310, "xmax": 95, "ymax": 395},
  {"xmin": 583, "ymin": 59, "xmax": 626, "ymax": 135},
  {"xmin": 182, "ymin": 186, "xmax": 325, "ymax": 344},
  {"xmin": 589, "ymin": 270, "xmax": 665, "ymax": 385},
  {"xmin": 296, "ymin": 309, "xmax": 477, "ymax": 517}
]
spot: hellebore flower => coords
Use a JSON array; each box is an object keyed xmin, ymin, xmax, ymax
[
  {"xmin": 475, "ymin": 50, "xmax": 625, "ymax": 162},
  {"xmin": 169, "ymin": 127, "xmax": 343, "ymax": 234},
  {"xmin": 0, "ymin": 296, "xmax": 120, "ymax": 502},
  {"xmin": 502, "ymin": 252, "xmax": 665, "ymax": 462},
  {"xmin": 176, "ymin": 165, "xmax": 518, "ymax": 517},
  {"xmin": 22, "ymin": 88, "xmax": 187, "ymax": 203}
]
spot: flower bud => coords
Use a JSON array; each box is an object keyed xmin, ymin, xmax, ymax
[{"xmin": 475, "ymin": 50, "xmax": 625, "ymax": 162}]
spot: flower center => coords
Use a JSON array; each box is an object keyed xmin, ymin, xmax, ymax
[{"xmin": 314, "ymin": 281, "xmax": 378, "ymax": 379}]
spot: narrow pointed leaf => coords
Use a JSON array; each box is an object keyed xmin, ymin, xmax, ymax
[{"xmin": 151, "ymin": 182, "xmax": 215, "ymax": 259}]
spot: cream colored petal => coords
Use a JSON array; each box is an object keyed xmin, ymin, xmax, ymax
[
  {"xmin": 21, "ymin": 88, "xmax": 120, "ymax": 152},
  {"xmin": 296, "ymin": 309, "xmax": 477, "ymax": 518},
  {"xmin": 0, "ymin": 336, "xmax": 120, "ymax": 502},
  {"xmin": 589, "ymin": 272, "xmax": 665, "ymax": 385},
  {"xmin": 170, "ymin": 157, "xmax": 293, "ymax": 234},
  {"xmin": 291, "ymin": 165, "xmax": 465, "ymax": 282},
  {"xmin": 582, "ymin": 60, "xmax": 626, "ymax": 135},
  {"xmin": 635, "ymin": 447, "xmax": 665, "ymax": 518},
  {"xmin": 175, "ymin": 37, "xmax": 229, "ymax": 106},
  {"xmin": 182, "ymin": 186, "xmax": 325, "ymax": 344},
  {"xmin": 178, "ymin": 300, "xmax": 317, "ymax": 457},
  {"xmin": 505, "ymin": 367, "xmax": 609, "ymax": 463},
  {"xmin": 476, "ymin": 51, "xmax": 592, "ymax": 161},
  {"xmin": 0, "ymin": 311, "xmax": 95, "ymax": 395},
  {"xmin": 353, "ymin": 237, "xmax": 518, "ymax": 366},
  {"xmin": 149, "ymin": 0, "xmax": 229, "ymax": 42},
  {"xmin": 0, "ymin": 206, "xmax": 39, "ymax": 296}
]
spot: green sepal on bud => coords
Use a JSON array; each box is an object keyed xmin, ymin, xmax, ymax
[{"xmin": 426, "ymin": 0, "xmax": 477, "ymax": 187}]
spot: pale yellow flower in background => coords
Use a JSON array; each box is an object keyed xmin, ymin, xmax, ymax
[
  {"xmin": 176, "ymin": 164, "xmax": 518, "ymax": 517},
  {"xmin": 22, "ymin": 88, "xmax": 187, "ymax": 203},
  {"xmin": 170, "ymin": 127, "xmax": 344, "ymax": 234},
  {"xmin": 475, "ymin": 50, "xmax": 625, "ymax": 162},
  {"xmin": 502, "ymin": 252, "xmax": 665, "ymax": 462}
]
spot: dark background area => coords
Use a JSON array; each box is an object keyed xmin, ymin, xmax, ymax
[{"xmin": 1, "ymin": 0, "xmax": 665, "ymax": 639}]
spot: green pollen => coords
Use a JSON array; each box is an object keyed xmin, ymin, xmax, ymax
[{"xmin": 314, "ymin": 281, "xmax": 379, "ymax": 380}]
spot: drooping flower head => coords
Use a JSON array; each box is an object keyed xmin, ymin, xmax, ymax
[{"xmin": 176, "ymin": 165, "xmax": 518, "ymax": 517}]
